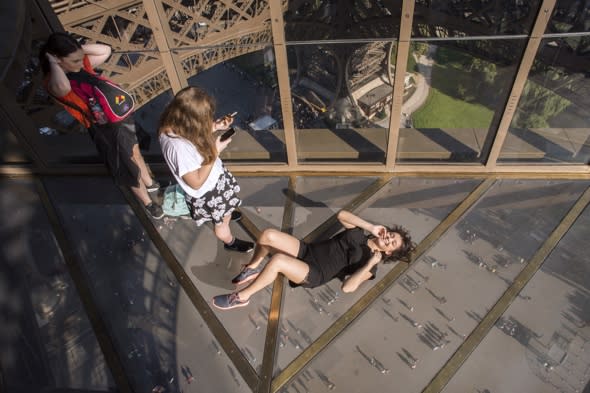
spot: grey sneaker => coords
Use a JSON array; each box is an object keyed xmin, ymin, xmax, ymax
[
  {"xmin": 145, "ymin": 202, "xmax": 164, "ymax": 219},
  {"xmin": 212, "ymin": 293, "xmax": 250, "ymax": 310},
  {"xmin": 224, "ymin": 238, "xmax": 254, "ymax": 253},
  {"xmin": 231, "ymin": 265, "xmax": 262, "ymax": 285}
]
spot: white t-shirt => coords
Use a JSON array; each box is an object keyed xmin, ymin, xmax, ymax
[{"xmin": 159, "ymin": 132, "xmax": 224, "ymax": 198}]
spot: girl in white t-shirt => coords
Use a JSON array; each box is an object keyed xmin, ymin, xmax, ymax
[{"xmin": 158, "ymin": 87, "xmax": 254, "ymax": 253}]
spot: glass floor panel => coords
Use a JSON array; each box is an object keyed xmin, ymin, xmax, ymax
[
  {"xmin": 4, "ymin": 174, "xmax": 589, "ymax": 393},
  {"xmin": 42, "ymin": 176, "xmax": 249, "ymax": 393},
  {"xmin": 290, "ymin": 176, "xmax": 379, "ymax": 239},
  {"xmin": 278, "ymin": 179, "xmax": 590, "ymax": 393},
  {"xmin": 442, "ymin": 203, "xmax": 590, "ymax": 393},
  {"xmin": 0, "ymin": 178, "xmax": 113, "ymax": 392},
  {"xmin": 276, "ymin": 177, "xmax": 482, "ymax": 374}
]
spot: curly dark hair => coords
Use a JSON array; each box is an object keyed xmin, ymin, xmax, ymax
[{"xmin": 382, "ymin": 225, "xmax": 416, "ymax": 263}]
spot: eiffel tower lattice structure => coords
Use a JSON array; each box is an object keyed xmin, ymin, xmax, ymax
[{"xmin": 49, "ymin": 0, "xmax": 275, "ymax": 108}]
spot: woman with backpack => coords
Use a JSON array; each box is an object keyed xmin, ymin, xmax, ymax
[
  {"xmin": 40, "ymin": 32, "xmax": 163, "ymax": 219},
  {"xmin": 158, "ymin": 87, "xmax": 254, "ymax": 253}
]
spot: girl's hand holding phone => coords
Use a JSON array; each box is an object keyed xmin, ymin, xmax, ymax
[
  {"xmin": 213, "ymin": 111, "xmax": 237, "ymax": 132},
  {"xmin": 219, "ymin": 127, "xmax": 236, "ymax": 142},
  {"xmin": 215, "ymin": 132, "xmax": 232, "ymax": 153}
]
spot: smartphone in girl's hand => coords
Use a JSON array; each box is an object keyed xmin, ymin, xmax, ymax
[{"xmin": 219, "ymin": 127, "xmax": 236, "ymax": 142}]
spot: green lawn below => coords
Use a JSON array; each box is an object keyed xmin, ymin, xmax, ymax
[{"xmin": 412, "ymin": 87, "xmax": 493, "ymax": 129}]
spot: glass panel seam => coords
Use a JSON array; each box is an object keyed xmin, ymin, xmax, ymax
[
  {"xmin": 486, "ymin": 0, "xmax": 557, "ymax": 167},
  {"xmin": 258, "ymin": 176, "xmax": 297, "ymax": 393}
]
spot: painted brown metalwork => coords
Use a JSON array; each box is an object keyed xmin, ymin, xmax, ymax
[
  {"xmin": 386, "ymin": 0, "xmax": 414, "ymax": 168},
  {"xmin": 258, "ymin": 175, "xmax": 296, "ymax": 393},
  {"xmin": 486, "ymin": 0, "xmax": 557, "ymax": 168},
  {"xmin": 48, "ymin": 0, "xmax": 272, "ymax": 107}
]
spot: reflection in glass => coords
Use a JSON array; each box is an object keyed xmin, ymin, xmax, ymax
[
  {"xmin": 0, "ymin": 179, "xmax": 112, "ymax": 391},
  {"xmin": 500, "ymin": 37, "xmax": 590, "ymax": 164},
  {"xmin": 398, "ymin": 40, "xmax": 525, "ymax": 163},
  {"xmin": 289, "ymin": 42, "xmax": 396, "ymax": 163},
  {"xmin": 13, "ymin": 36, "xmax": 168, "ymax": 165},
  {"xmin": 187, "ymin": 48, "xmax": 286, "ymax": 163},
  {"xmin": 443, "ymin": 204, "xmax": 590, "ymax": 393},
  {"xmin": 9, "ymin": 1, "xmax": 166, "ymax": 165},
  {"xmin": 75, "ymin": 5, "xmax": 158, "ymax": 74},
  {"xmin": 15, "ymin": 37, "xmax": 88, "ymax": 139},
  {"xmin": 546, "ymin": 0, "xmax": 590, "ymax": 33},
  {"xmin": 412, "ymin": 0, "xmax": 541, "ymax": 37},
  {"xmin": 284, "ymin": 0, "xmax": 402, "ymax": 41},
  {"xmin": 0, "ymin": 114, "xmax": 30, "ymax": 163}
]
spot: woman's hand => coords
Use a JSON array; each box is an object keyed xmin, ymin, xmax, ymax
[
  {"xmin": 368, "ymin": 250, "xmax": 383, "ymax": 267},
  {"xmin": 45, "ymin": 53, "xmax": 72, "ymax": 97},
  {"xmin": 82, "ymin": 43, "xmax": 112, "ymax": 68},
  {"xmin": 342, "ymin": 250, "xmax": 382, "ymax": 293},
  {"xmin": 213, "ymin": 115, "xmax": 234, "ymax": 132},
  {"xmin": 370, "ymin": 224, "xmax": 387, "ymax": 240},
  {"xmin": 215, "ymin": 134, "xmax": 232, "ymax": 153},
  {"xmin": 46, "ymin": 53, "xmax": 61, "ymax": 67}
]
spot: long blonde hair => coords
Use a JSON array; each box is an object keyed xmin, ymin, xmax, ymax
[{"xmin": 158, "ymin": 86, "xmax": 217, "ymax": 165}]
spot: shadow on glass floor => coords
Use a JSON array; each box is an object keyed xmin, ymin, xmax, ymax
[
  {"xmin": 0, "ymin": 178, "xmax": 113, "ymax": 392},
  {"xmin": 42, "ymin": 176, "xmax": 250, "ymax": 393}
]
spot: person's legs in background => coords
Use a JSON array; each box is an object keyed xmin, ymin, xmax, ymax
[
  {"xmin": 215, "ymin": 213, "xmax": 254, "ymax": 253},
  {"xmin": 131, "ymin": 143, "xmax": 159, "ymax": 191}
]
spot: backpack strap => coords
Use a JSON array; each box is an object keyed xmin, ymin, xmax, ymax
[
  {"xmin": 48, "ymin": 91, "xmax": 94, "ymax": 125},
  {"xmin": 67, "ymin": 69, "xmax": 109, "ymax": 87}
]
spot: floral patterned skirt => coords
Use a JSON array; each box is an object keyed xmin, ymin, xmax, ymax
[{"xmin": 185, "ymin": 167, "xmax": 242, "ymax": 226}]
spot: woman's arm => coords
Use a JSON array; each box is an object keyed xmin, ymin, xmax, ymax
[
  {"xmin": 341, "ymin": 251, "xmax": 381, "ymax": 293},
  {"xmin": 82, "ymin": 43, "xmax": 111, "ymax": 68},
  {"xmin": 45, "ymin": 53, "xmax": 72, "ymax": 97},
  {"xmin": 181, "ymin": 135, "xmax": 232, "ymax": 190},
  {"xmin": 336, "ymin": 210, "xmax": 386, "ymax": 238},
  {"xmin": 181, "ymin": 163, "xmax": 215, "ymax": 190}
]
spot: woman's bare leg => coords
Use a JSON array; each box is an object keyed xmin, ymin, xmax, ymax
[
  {"xmin": 214, "ymin": 213, "xmax": 233, "ymax": 244},
  {"xmin": 238, "ymin": 254, "xmax": 309, "ymax": 301},
  {"xmin": 130, "ymin": 183, "xmax": 151, "ymax": 206},
  {"xmin": 246, "ymin": 228, "xmax": 301, "ymax": 269},
  {"xmin": 131, "ymin": 144, "xmax": 154, "ymax": 186}
]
